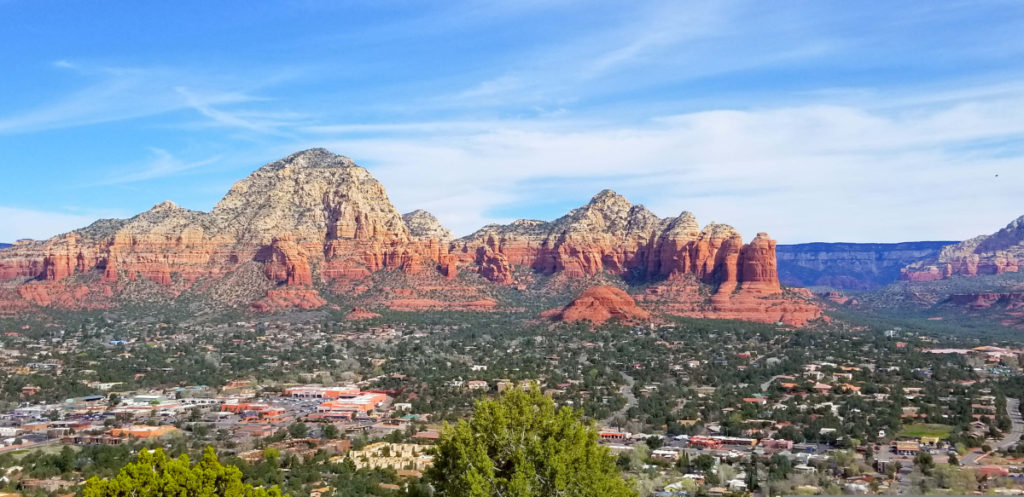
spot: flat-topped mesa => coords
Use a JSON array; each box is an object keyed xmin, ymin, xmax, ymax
[{"xmin": 902, "ymin": 214, "xmax": 1024, "ymax": 281}]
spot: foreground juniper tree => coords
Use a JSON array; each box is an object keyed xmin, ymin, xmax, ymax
[
  {"xmin": 82, "ymin": 447, "xmax": 283, "ymax": 497},
  {"xmin": 426, "ymin": 387, "xmax": 636, "ymax": 497}
]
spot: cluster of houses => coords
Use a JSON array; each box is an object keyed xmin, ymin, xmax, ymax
[
  {"xmin": 337, "ymin": 442, "xmax": 434, "ymax": 475},
  {"xmin": 0, "ymin": 382, "xmax": 414, "ymax": 453}
]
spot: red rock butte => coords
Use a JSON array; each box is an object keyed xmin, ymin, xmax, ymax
[
  {"xmin": 542, "ymin": 286, "xmax": 651, "ymax": 325},
  {"xmin": 0, "ymin": 148, "xmax": 821, "ymax": 325}
]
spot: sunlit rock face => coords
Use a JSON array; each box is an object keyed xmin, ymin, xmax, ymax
[
  {"xmin": 903, "ymin": 215, "xmax": 1024, "ymax": 282},
  {"xmin": 0, "ymin": 149, "xmax": 819, "ymax": 324}
]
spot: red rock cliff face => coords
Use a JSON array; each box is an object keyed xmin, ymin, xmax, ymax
[
  {"xmin": 259, "ymin": 237, "xmax": 313, "ymax": 286},
  {"xmin": 739, "ymin": 233, "xmax": 782, "ymax": 293},
  {"xmin": 948, "ymin": 292, "xmax": 1024, "ymax": 310},
  {"xmin": 451, "ymin": 191, "xmax": 782, "ymax": 295},
  {"xmin": 0, "ymin": 149, "xmax": 814, "ymax": 324},
  {"xmin": 902, "ymin": 215, "xmax": 1024, "ymax": 281},
  {"xmin": 0, "ymin": 150, "xmax": 435, "ymax": 313}
]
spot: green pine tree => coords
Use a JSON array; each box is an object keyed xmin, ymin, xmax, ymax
[
  {"xmin": 746, "ymin": 456, "xmax": 759, "ymax": 491},
  {"xmin": 82, "ymin": 447, "xmax": 284, "ymax": 497},
  {"xmin": 427, "ymin": 386, "xmax": 636, "ymax": 497}
]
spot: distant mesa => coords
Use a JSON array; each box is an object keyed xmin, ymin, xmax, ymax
[
  {"xmin": 0, "ymin": 148, "xmax": 821, "ymax": 325},
  {"xmin": 541, "ymin": 286, "xmax": 651, "ymax": 325},
  {"xmin": 777, "ymin": 241, "xmax": 955, "ymax": 290},
  {"xmin": 947, "ymin": 292, "xmax": 1024, "ymax": 310}
]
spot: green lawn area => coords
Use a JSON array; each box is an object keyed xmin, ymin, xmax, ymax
[{"xmin": 898, "ymin": 423, "xmax": 953, "ymax": 439}]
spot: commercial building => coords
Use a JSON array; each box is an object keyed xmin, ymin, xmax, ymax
[
  {"xmin": 284, "ymin": 386, "xmax": 361, "ymax": 399},
  {"xmin": 109, "ymin": 425, "xmax": 180, "ymax": 439},
  {"xmin": 318, "ymin": 392, "xmax": 388, "ymax": 415}
]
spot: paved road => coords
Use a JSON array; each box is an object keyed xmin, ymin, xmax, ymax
[
  {"xmin": 962, "ymin": 448, "xmax": 985, "ymax": 465},
  {"xmin": 0, "ymin": 439, "xmax": 58, "ymax": 454},
  {"xmin": 963, "ymin": 397, "xmax": 1021, "ymax": 465},
  {"xmin": 602, "ymin": 372, "xmax": 637, "ymax": 428},
  {"xmin": 996, "ymin": 398, "xmax": 1023, "ymax": 450},
  {"xmin": 760, "ymin": 375, "xmax": 786, "ymax": 392}
]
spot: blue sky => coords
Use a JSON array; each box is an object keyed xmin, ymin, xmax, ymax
[{"xmin": 1, "ymin": 1, "xmax": 1023, "ymax": 243}]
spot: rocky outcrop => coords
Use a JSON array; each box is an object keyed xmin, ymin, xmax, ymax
[
  {"xmin": 211, "ymin": 149, "xmax": 410, "ymax": 244},
  {"xmin": 818, "ymin": 291, "xmax": 856, "ymax": 305},
  {"xmin": 452, "ymin": 191, "xmax": 783, "ymax": 294},
  {"xmin": 947, "ymin": 293, "xmax": 1024, "ymax": 310},
  {"xmin": 251, "ymin": 288, "xmax": 326, "ymax": 312},
  {"xmin": 475, "ymin": 250, "xmax": 514, "ymax": 285},
  {"xmin": 939, "ymin": 292, "xmax": 1024, "ymax": 329},
  {"xmin": 902, "ymin": 216, "xmax": 1024, "ymax": 281},
  {"xmin": 777, "ymin": 241, "xmax": 954, "ymax": 290},
  {"xmin": 738, "ymin": 233, "xmax": 781, "ymax": 293},
  {"xmin": 637, "ymin": 277, "xmax": 824, "ymax": 326},
  {"xmin": 345, "ymin": 307, "xmax": 382, "ymax": 320},
  {"xmin": 542, "ymin": 285, "xmax": 651, "ymax": 324},
  {"xmin": 0, "ymin": 289, "xmax": 34, "ymax": 315},
  {"xmin": 403, "ymin": 210, "xmax": 453, "ymax": 241},
  {"xmin": 388, "ymin": 298, "xmax": 498, "ymax": 311},
  {"xmin": 16, "ymin": 281, "xmax": 115, "ymax": 309},
  {"xmin": 258, "ymin": 237, "xmax": 313, "ymax": 287},
  {"xmin": 0, "ymin": 149, "xmax": 429, "ymax": 313},
  {"xmin": 0, "ymin": 148, "xmax": 817, "ymax": 324}
]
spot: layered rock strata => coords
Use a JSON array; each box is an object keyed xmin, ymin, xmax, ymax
[
  {"xmin": 902, "ymin": 216, "xmax": 1024, "ymax": 282},
  {"xmin": 0, "ymin": 149, "xmax": 821, "ymax": 325}
]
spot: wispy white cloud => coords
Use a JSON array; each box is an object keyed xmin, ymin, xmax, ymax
[
  {"xmin": 175, "ymin": 87, "xmax": 303, "ymax": 136},
  {"xmin": 581, "ymin": 2, "xmax": 728, "ymax": 78},
  {"xmin": 301, "ymin": 119, "xmax": 561, "ymax": 135},
  {"xmin": 309, "ymin": 84, "xmax": 1024, "ymax": 243},
  {"xmin": 421, "ymin": 2, "xmax": 836, "ymax": 111},
  {"xmin": 88, "ymin": 148, "xmax": 221, "ymax": 186},
  {"xmin": 2, "ymin": 1, "xmax": 1021, "ymax": 246},
  {"xmin": 0, "ymin": 67, "xmax": 210, "ymax": 133},
  {"xmin": 0, "ymin": 62, "xmax": 294, "ymax": 135},
  {"xmin": 453, "ymin": 76, "xmax": 526, "ymax": 101}
]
